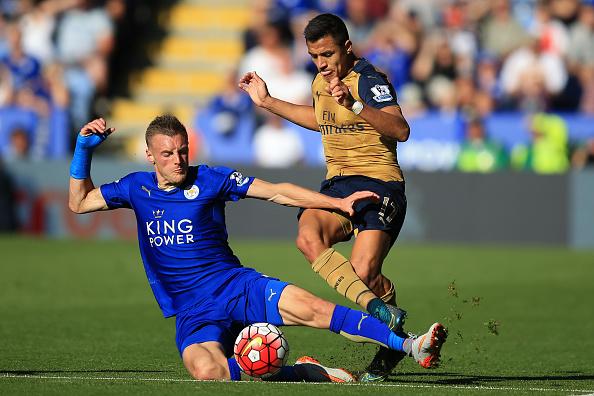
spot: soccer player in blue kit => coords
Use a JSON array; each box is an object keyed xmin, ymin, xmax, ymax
[{"xmin": 68, "ymin": 115, "xmax": 447, "ymax": 382}]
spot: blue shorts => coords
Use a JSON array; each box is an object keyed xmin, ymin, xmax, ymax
[
  {"xmin": 299, "ymin": 175, "xmax": 407, "ymax": 244},
  {"xmin": 175, "ymin": 271, "xmax": 289, "ymax": 357}
]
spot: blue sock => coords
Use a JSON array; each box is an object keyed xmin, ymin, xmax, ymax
[
  {"xmin": 329, "ymin": 305, "xmax": 406, "ymax": 352},
  {"xmin": 264, "ymin": 366, "xmax": 299, "ymax": 382},
  {"xmin": 227, "ymin": 357, "xmax": 241, "ymax": 381}
]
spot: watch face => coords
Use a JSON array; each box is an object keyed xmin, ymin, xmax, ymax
[{"xmin": 352, "ymin": 101, "xmax": 363, "ymax": 115}]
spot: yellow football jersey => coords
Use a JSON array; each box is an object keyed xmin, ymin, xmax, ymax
[{"xmin": 312, "ymin": 59, "xmax": 404, "ymax": 182}]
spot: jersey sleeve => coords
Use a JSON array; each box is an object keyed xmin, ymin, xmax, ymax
[
  {"xmin": 100, "ymin": 173, "xmax": 134, "ymax": 209},
  {"xmin": 211, "ymin": 166, "xmax": 254, "ymax": 201},
  {"xmin": 357, "ymin": 72, "xmax": 399, "ymax": 109}
]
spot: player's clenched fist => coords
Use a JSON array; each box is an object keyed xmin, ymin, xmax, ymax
[
  {"xmin": 326, "ymin": 77, "xmax": 354, "ymax": 108},
  {"xmin": 80, "ymin": 117, "xmax": 114, "ymax": 137},
  {"xmin": 77, "ymin": 118, "xmax": 115, "ymax": 149},
  {"xmin": 70, "ymin": 118, "xmax": 116, "ymax": 179}
]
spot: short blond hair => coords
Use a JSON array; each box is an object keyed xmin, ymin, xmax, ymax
[{"xmin": 145, "ymin": 114, "xmax": 188, "ymax": 147}]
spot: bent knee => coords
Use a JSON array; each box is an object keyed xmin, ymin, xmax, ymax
[
  {"xmin": 295, "ymin": 231, "xmax": 326, "ymax": 262},
  {"xmin": 350, "ymin": 258, "xmax": 382, "ymax": 284},
  {"xmin": 188, "ymin": 360, "xmax": 228, "ymax": 381},
  {"xmin": 184, "ymin": 350, "xmax": 229, "ymax": 381}
]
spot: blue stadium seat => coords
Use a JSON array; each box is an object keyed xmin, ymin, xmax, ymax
[
  {"xmin": 562, "ymin": 113, "xmax": 594, "ymax": 143},
  {"xmin": 194, "ymin": 109, "xmax": 594, "ymax": 166},
  {"xmin": 483, "ymin": 113, "xmax": 594, "ymax": 148},
  {"xmin": 0, "ymin": 106, "xmax": 69, "ymax": 159},
  {"xmin": 195, "ymin": 110, "xmax": 255, "ymax": 165},
  {"xmin": 483, "ymin": 113, "xmax": 531, "ymax": 150},
  {"xmin": 0, "ymin": 106, "xmax": 38, "ymax": 157},
  {"xmin": 407, "ymin": 112, "xmax": 464, "ymax": 142},
  {"xmin": 47, "ymin": 107, "xmax": 70, "ymax": 158}
]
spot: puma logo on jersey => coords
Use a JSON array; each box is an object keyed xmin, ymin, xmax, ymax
[
  {"xmin": 268, "ymin": 289, "xmax": 277, "ymax": 301},
  {"xmin": 141, "ymin": 185, "xmax": 151, "ymax": 197},
  {"xmin": 358, "ymin": 314, "xmax": 368, "ymax": 331}
]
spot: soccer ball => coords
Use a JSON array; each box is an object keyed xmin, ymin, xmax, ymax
[{"xmin": 233, "ymin": 323, "xmax": 289, "ymax": 378}]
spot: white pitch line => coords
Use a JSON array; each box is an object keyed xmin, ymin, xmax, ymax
[{"xmin": 1, "ymin": 373, "xmax": 594, "ymax": 393}]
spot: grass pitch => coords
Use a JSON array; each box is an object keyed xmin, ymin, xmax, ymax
[{"xmin": 0, "ymin": 236, "xmax": 593, "ymax": 395}]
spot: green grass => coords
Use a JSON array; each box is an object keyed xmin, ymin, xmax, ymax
[{"xmin": 0, "ymin": 236, "xmax": 593, "ymax": 395}]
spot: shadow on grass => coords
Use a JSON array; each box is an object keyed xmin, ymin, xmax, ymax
[
  {"xmin": 0, "ymin": 369, "xmax": 172, "ymax": 375},
  {"xmin": 388, "ymin": 371, "xmax": 594, "ymax": 386}
]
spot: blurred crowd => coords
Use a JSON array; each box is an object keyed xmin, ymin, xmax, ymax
[
  {"xmin": 1, "ymin": 0, "xmax": 593, "ymax": 172},
  {"xmin": 200, "ymin": 0, "xmax": 594, "ymax": 172},
  {"xmin": 0, "ymin": 0, "xmax": 124, "ymax": 161}
]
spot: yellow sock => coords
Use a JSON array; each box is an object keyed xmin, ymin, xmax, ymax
[{"xmin": 311, "ymin": 248, "xmax": 376, "ymax": 308}]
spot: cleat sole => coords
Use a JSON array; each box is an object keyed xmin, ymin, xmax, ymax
[{"xmin": 419, "ymin": 323, "xmax": 448, "ymax": 369}]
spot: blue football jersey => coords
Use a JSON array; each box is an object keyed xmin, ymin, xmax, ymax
[{"xmin": 100, "ymin": 165, "xmax": 256, "ymax": 317}]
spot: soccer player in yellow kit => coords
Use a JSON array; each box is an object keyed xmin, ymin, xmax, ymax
[{"xmin": 239, "ymin": 13, "xmax": 446, "ymax": 381}]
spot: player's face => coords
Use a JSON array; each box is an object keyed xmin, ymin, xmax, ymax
[
  {"xmin": 146, "ymin": 133, "xmax": 189, "ymax": 188},
  {"xmin": 307, "ymin": 35, "xmax": 353, "ymax": 82}
]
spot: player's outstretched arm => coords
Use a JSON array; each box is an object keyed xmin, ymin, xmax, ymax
[
  {"xmin": 246, "ymin": 178, "xmax": 378, "ymax": 216},
  {"xmin": 238, "ymin": 71, "xmax": 319, "ymax": 131},
  {"xmin": 68, "ymin": 118, "xmax": 113, "ymax": 214},
  {"xmin": 327, "ymin": 77, "xmax": 410, "ymax": 141}
]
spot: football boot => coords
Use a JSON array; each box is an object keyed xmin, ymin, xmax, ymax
[
  {"xmin": 410, "ymin": 323, "xmax": 448, "ymax": 369},
  {"xmin": 294, "ymin": 356, "xmax": 357, "ymax": 383}
]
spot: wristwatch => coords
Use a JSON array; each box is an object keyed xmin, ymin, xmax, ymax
[{"xmin": 351, "ymin": 100, "xmax": 363, "ymax": 115}]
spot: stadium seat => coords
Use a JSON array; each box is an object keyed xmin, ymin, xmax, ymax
[
  {"xmin": 195, "ymin": 110, "xmax": 255, "ymax": 165},
  {"xmin": 0, "ymin": 106, "xmax": 38, "ymax": 157},
  {"xmin": 0, "ymin": 106, "xmax": 69, "ymax": 160},
  {"xmin": 47, "ymin": 107, "xmax": 70, "ymax": 159},
  {"xmin": 483, "ymin": 113, "xmax": 531, "ymax": 150},
  {"xmin": 482, "ymin": 112, "xmax": 594, "ymax": 149},
  {"xmin": 407, "ymin": 112, "xmax": 464, "ymax": 142},
  {"xmin": 397, "ymin": 112, "xmax": 464, "ymax": 171},
  {"xmin": 562, "ymin": 113, "xmax": 594, "ymax": 143}
]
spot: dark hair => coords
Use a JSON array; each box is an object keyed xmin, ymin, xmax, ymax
[
  {"xmin": 304, "ymin": 13, "xmax": 349, "ymax": 45},
  {"xmin": 145, "ymin": 114, "xmax": 188, "ymax": 146}
]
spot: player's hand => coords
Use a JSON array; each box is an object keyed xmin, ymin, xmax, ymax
[
  {"xmin": 77, "ymin": 118, "xmax": 115, "ymax": 150},
  {"xmin": 338, "ymin": 191, "xmax": 380, "ymax": 216},
  {"xmin": 326, "ymin": 77, "xmax": 355, "ymax": 109},
  {"xmin": 238, "ymin": 71, "xmax": 271, "ymax": 108}
]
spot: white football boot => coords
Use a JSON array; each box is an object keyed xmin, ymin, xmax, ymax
[
  {"xmin": 294, "ymin": 356, "xmax": 357, "ymax": 383},
  {"xmin": 410, "ymin": 323, "xmax": 448, "ymax": 369}
]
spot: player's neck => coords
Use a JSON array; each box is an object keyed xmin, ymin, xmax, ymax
[
  {"xmin": 156, "ymin": 176, "xmax": 183, "ymax": 191},
  {"xmin": 157, "ymin": 182, "xmax": 177, "ymax": 191},
  {"xmin": 156, "ymin": 173, "xmax": 188, "ymax": 191},
  {"xmin": 341, "ymin": 56, "xmax": 359, "ymax": 79}
]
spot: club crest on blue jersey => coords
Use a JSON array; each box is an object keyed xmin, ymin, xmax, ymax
[
  {"xmin": 230, "ymin": 171, "xmax": 249, "ymax": 187},
  {"xmin": 371, "ymin": 84, "xmax": 393, "ymax": 102},
  {"xmin": 184, "ymin": 185, "xmax": 200, "ymax": 200}
]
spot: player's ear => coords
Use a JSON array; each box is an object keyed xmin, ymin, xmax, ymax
[
  {"xmin": 345, "ymin": 40, "xmax": 353, "ymax": 55},
  {"xmin": 146, "ymin": 148, "xmax": 155, "ymax": 165}
]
